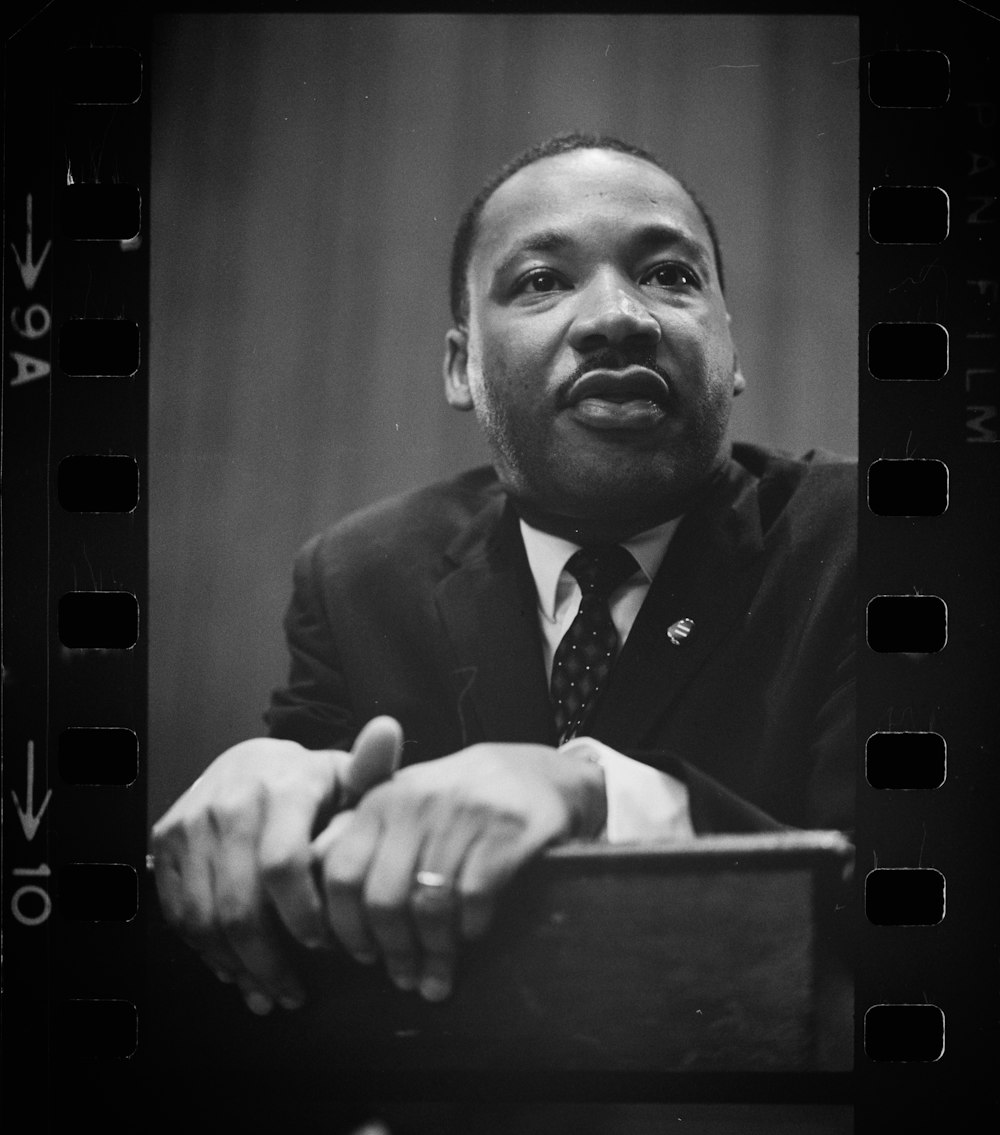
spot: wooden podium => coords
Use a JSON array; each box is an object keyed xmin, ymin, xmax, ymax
[{"xmin": 145, "ymin": 831, "xmax": 853, "ymax": 1077}]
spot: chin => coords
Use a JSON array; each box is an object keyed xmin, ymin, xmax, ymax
[
  {"xmin": 510, "ymin": 464, "xmax": 678, "ymax": 534},
  {"xmin": 487, "ymin": 407, "xmax": 730, "ymax": 529},
  {"xmin": 538, "ymin": 440, "xmax": 727, "ymax": 525}
]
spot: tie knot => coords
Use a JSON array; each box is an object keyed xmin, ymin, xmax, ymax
[{"xmin": 565, "ymin": 544, "xmax": 638, "ymax": 598}]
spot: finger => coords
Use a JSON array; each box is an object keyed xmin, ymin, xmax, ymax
[
  {"xmin": 410, "ymin": 879, "xmax": 459, "ymax": 1001},
  {"xmin": 410, "ymin": 872, "xmax": 459, "ymax": 958},
  {"xmin": 257, "ymin": 787, "xmax": 332, "ymax": 950},
  {"xmin": 455, "ymin": 822, "xmax": 538, "ymax": 942},
  {"xmin": 361, "ymin": 812, "xmax": 425, "ymax": 992},
  {"xmin": 153, "ymin": 825, "xmax": 247, "ymax": 982},
  {"xmin": 151, "ymin": 825, "xmax": 210, "ymax": 931},
  {"xmin": 234, "ymin": 971, "xmax": 276, "ymax": 1016},
  {"xmin": 157, "ymin": 848, "xmax": 254, "ymax": 994},
  {"xmin": 408, "ymin": 823, "xmax": 480, "ymax": 1001},
  {"xmin": 319, "ymin": 807, "xmax": 382, "ymax": 965},
  {"xmin": 212, "ymin": 824, "xmax": 306, "ymax": 1009},
  {"xmin": 341, "ymin": 716, "xmax": 404, "ymax": 804},
  {"xmin": 190, "ymin": 929, "xmax": 249, "ymax": 988}
]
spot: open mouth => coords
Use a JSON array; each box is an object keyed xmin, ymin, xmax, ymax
[
  {"xmin": 565, "ymin": 366, "xmax": 670, "ymax": 408},
  {"xmin": 563, "ymin": 367, "xmax": 671, "ymax": 431}
]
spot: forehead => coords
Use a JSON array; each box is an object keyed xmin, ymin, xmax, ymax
[{"xmin": 472, "ymin": 149, "xmax": 710, "ymax": 274}]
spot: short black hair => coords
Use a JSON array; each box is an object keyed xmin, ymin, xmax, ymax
[{"xmin": 448, "ymin": 131, "xmax": 725, "ymax": 327}]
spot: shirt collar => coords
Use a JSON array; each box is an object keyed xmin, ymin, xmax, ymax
[{"xmin": 519, "ymin": 514, "xmax": 682, "ymax": 621}]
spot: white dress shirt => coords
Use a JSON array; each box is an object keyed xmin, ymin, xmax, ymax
[{"xmin": 519, "ymin": 518, "xmax": 695, "ymax": 843}]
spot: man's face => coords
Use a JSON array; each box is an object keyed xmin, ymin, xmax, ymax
[{"xmin": 445, "ymin": 148, "xmax": 744, "ymax": 534}]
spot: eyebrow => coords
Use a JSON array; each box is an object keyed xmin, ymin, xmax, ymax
[
  {"xmin": 492, "ymin": 222, "xmax": 714, "ymax": 282},
  {"xmin": 492, "ymin": 229, "xmax": 575, "ymax": 280},
  {"xmin": 629, "ymin": 223, "xmax": 713, "ymax": 274}
]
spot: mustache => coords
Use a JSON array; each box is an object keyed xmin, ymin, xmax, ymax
[{"xmin": 563, "ymin": 347, "xmax": 671, "ymax": 389}]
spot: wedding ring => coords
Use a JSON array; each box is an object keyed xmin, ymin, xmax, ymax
[{"xmin": 414, "ymin": 870, "xmax": 449, "ymax": 889}]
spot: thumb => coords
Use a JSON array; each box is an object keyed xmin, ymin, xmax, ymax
[{"xmin": 341, "ymin": 716, "xmax": 404, "ymax": 803}]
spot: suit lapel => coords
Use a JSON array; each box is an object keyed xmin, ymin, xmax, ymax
[
  {"xmin": 434, "ymin": 496, "xmax": 558, "ymax": 747},
  {"xmin": 587, "ymin": 460, "xmax": 768, "ymax": 751}
]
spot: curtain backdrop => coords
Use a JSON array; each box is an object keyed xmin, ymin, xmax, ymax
[{"xmin": 149, "ymin": 13, "xmax": 859, "ymax": 816}]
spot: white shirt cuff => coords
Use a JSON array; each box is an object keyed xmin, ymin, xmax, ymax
[{"xmin": 559, "ymin": 737, "xmax": 695, "ymax": 843}]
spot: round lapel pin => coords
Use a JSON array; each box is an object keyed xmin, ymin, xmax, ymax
[{"xmin": 667, "ymin": 617, "xmax": 694, "ymax": 646}]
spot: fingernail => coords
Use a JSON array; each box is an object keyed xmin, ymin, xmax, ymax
[
  {"xmin": 390, "ymin": 971, "xmax": 417, "ymax": 992},
  {"xmin": 245, "ymin": 991, "xmax": 274, "ymax": 1015},
  {"xmin": 278, "ymin": 992, "xmax": 304, "ymax": 1011},
  {"xmin": 212, "ymin": 968, "xmax": 235, "ymax": 984},
  {"xmin": 419, "ymin": 976, "xmax": 451, "ymax": 1002},
  {"xmin": 352, "ymin": 950, "xmax": 377, "ymax": 966}
]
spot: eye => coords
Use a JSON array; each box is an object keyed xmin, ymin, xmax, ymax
[
  {"xmin": 516, "ymin": 269, "xmax": 568, "ymax": 294},
  {"xmin": 640, "ymin": 262, "xmax": 701, "ymax": 290}
]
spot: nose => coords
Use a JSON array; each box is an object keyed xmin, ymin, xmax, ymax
[{"xmin": 568, "ymin": 273, "xmax": 661, "ymax": 354}]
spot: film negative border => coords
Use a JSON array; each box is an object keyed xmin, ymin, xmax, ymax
[
  {"xmin": 856, "ymin": 6, "xmax": 999, "ymax": 1133},
  {"xmin": 2, "ymin": 2, "xmax": 150, "ymax": 1123},
  {"xmin": 2, "ymin": 1, "xmax": 998, "ymax": 1130}
]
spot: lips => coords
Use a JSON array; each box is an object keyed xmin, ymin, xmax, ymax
[
  {"xmin": 561, "ymin": 366, "xmax": 672, "ymax": 432},
  {"xmin": 563, "ymin": 366, "xmax": 670, "ymax": 409}
]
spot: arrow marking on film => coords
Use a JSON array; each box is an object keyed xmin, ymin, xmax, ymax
[
  {"xmin": 10, "ymin": 195, "xmax": 51, "ymax": 291},
  {"xmin": 12, "ymin": 740, "xmax": 52, "ymax": 841}
]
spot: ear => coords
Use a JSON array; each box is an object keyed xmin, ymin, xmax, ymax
[
  {"xmin": 732, "ymin": 352, "xmax": 746, "ymax": 397},
  {"xmin": 725, "ymin": 313, "xmax": 746, "ymax": 397},
  {"xmin": 444, "ymin": 327, "xmax": 474, "ymax": 411}
]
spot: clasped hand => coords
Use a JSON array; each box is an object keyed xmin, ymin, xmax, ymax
[{"xmin": 151, "ymin": 718, "xmax": 605, "ymax": 1012}]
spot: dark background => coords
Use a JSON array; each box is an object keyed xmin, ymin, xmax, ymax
[{"xmin": 148, "ymin": 13, "xmax": 859, "ymax": 817}]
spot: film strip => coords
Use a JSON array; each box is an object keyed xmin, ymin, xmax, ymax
[
  {"xmin": 856, "ymin": 8, "xmax": 999, "ymax": 1129},
  {"xmin": 2, "ymin": 3, "xmax": 997, "ymax": 1130},
  {"xmin": 3, "ymin": 2, "xmax": 149, "ymax": 1118}
]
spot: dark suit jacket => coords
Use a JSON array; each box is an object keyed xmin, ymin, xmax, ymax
[{"xmin": 265, "ymin": 442, "xmax": 856, "ymax": 836}]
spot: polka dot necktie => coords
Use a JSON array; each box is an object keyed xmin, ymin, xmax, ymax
[{"xmin": 550, "ymin": 544, "xmax": 639, "ymax": 742}]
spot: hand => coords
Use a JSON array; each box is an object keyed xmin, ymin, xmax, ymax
[
  {"xmin": 310, "ymin": 743, "xmax": 606, "ymax": 1002},
  {"xmin": 151, "ymin": 716, "xmax": 403, "ymax": 1014}
]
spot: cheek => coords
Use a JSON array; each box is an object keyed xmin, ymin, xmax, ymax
[
  {"xmin": 668, "ymin": 313, "xmax": 734, "ymax": 372},
  {"xmin": 480, "ymin": 311, "xmax": 561, "ymax": 369},
  {"xmin": 478, "ymin": 331, "xmax": 543, "ymax": 398}
]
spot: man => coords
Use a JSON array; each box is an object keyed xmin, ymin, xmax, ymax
[{"xmin": 152, "ymin": 133, "xmax": 855, "ymax": 1020}]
